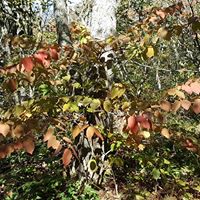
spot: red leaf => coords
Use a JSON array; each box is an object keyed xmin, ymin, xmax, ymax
[
  {"xmin": 130, "ymin": 123, "xmax": 139, "ymax": 134},
  {"xmin": 20, "ymin": 57, "xmax": 34, "ymax": 72},
  {"xmin": 140, "ymin": 120, "xmax": 151, "ymax": 130},
  {"xmin": 62, "ymin": 148, "xmax": 72, "ymax": 167},
  {"xmin": 127, "ymin": 115, "xmax": 136, "ymax": 130},
  {"xmin": 49, "ymin": 47, "xmax": 59, "ymax": 60},
  {"xmin": 33, "ymin": 50, "xmax": 50, "ymax": 67}
]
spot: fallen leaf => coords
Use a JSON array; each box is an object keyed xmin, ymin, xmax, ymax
[
  {"xmin": 160, "ymin": 101, "xmax": 171, "ymax": 112},
  {"xmin": 161, "ymin": 128, "xmax": 170, "ymax": 139},
  {"xmin": 181, "ymin": 100, "xmax": 191, "ymax": 110}
]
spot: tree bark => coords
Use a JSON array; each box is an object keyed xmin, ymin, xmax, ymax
[{"xmin": 54, "ymin": 0, "xmax": 71, "ymax": 46}]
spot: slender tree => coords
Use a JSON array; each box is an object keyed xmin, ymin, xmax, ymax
[{"xmin": 54, "ymin": 0, "xmax": 71, "ymax": 45}]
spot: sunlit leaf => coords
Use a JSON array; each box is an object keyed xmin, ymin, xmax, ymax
[
  {"xmin": 0, "ymin": 123, "xmax": 10, "ymax": 137},
  {"xmin": 161, "ymin": 128, "xmax": 170, "ymax": 139},
  {"xmin": 86, "ymin": 126, "xmax": 95, "ymax": 140},
  {"xmin": 181, "ymin": 100, "xmax": 191, "ymax": 110},
  {"xmin": 72, "ymin": 124, "xmax": 89, "ymax": 139}
]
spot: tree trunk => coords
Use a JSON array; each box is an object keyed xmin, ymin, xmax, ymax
[
  {"xmin": 67, "ymin": 0, "xmax": 118, "ymax": 40},
  {"xmin": 89, "ymin": 0, "xmax": 118, "ymax": 40},
  {"xmin": 54, "ymin": 0, "xmax": 71, "ymax": 46}
]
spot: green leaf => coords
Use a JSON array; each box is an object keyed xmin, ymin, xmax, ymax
[
  {"xmin": 89, "ymin": 99, "xmax": 101, "ymax": 112},
  {"xmin": 152, "ymin": 168, "xmax": 160, "ymax": 180},
  {"xmin": 103, "ymin": 99, "xmax": 112, "ymax": 112},
  {"xmin": 110, "ymin": 85, "xmax": 126, "ymax": 99}
]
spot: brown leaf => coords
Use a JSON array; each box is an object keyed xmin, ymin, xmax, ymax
[
  {"xmin": 161, "ymin": 128, "xmax": 170, "ymax": 139},
  {"xmin": 0, "ymin": 123, "xmax": 10, "ymax": 137},
  {"xmin": 23, "ymin": 137, "xmax": 35, "ymax": 155},
  {"xmin": 47, "ymin": 135, "xmax": 60, "ymax": 150},
  {"xmin": 72, "ymin": 124, "xmax": 89, "ymax": 139},
  {"xmin": 172, "ymin": 100, "xmax": 181, "ymax": 113},
  {"xmin": 181, "ymin": 100, "xmax": 191, "ymax": 110},
  {"xmin": 43, "ymin": 127, "xmax": 54, "ymax": 142},
  {"xmin": 7, "ymin": 79, "xmax": 18, "ymax": 92},
  {"xmin": 192, "ymin": 99, "xmax": 200, "ymax": 114},
  {"xmin": 13, "ymin": 125, "xmax": 24, "ymax": 138},
  {"xmin": 13, "ymin": 141, "xmax": 23, "ymax": 151},
  {"xmin": 62, "ymin": 148, "xmax": 72, "ymax": 167},
  {"xmin": 94, "ymin": 128, "xmax": 104, "ymax": 141},
  {"xmin": 86, "ymin": 126, "xmax": 95, "ymax": 140},
  {"xmin": 160, "ymin": 101, "xmax": 171, "ymax": 112}
]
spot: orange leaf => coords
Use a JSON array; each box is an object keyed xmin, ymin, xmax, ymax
[
  {"xmin": 161, "ymin": 128, "xmax": 170, "ymax": 139},
  {"xmin": 86, "ymin": 126, "xmax": 95, "ymax": 140},
  {"xmin": 172, "ymin": 100, "xmax": 181, "ymax": 113},
  {"xmin": 43, "ymin": 127, "xmax": 54, "ymax": 142},
  {"xmin": 20, "ymin": 56, "xmax": 34, "ymax": 72},
  {"xmin": 160, "ymin": 101, "xmax": 171, "ymax": 112},
  {"xmin": 63, "ymin": 136, "xmax": 72, "ymax": 144},
  {"xmin": 72, "ymin": 124, "xmax": 89, "ymax": 139},
  {"xmin": 23, "ymin": 137, "xmax": 35, "ymax": 155},
  {"xmin": 181, "ymin": 100, "xmax": 191, "ymax": 110},
  {"xmin": 192, "ymin": 99, "xmax": 200, "ymax": 114},
  {"xmin": 0, "ymin": 123, "xmax": 10, "ymax": 137},
  {"xmin": 62, "ymin": 148, "xmax": 72, "ymax": 167}
]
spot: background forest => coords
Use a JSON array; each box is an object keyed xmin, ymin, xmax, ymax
[{"xmin": 0, "ymin": 0, "xmax": 200, "ymax": 199}]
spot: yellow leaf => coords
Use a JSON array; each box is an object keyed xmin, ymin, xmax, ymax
[{"xmin": 146, "ymin": 46, "xmax": 155, "ymax": 58}]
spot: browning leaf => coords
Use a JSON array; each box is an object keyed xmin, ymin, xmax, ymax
[
  {"xmin": 62, "ymin": 148, "xmax": 72, "ymax": 167},
  {"xmin": 160, "ymin": 101, "xmax": 171, "ymax": 112},
  {"xmin": 161, "ymin": 128, "xmax": 170, "ymax": 139},
  {"xmin": 72, "ymin": 124, "xmax": 89, "ymax": 139},
  {"xmin": 23, "ymin": 137, "xmax": 35, "ymax": 155},
  {"xmin": 192, "ymin": 99, "xmax": 200, "ymax": 114},
  {"xmin": 181, "ymin": 100, "xmax": 191, "ymax": 110}
]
